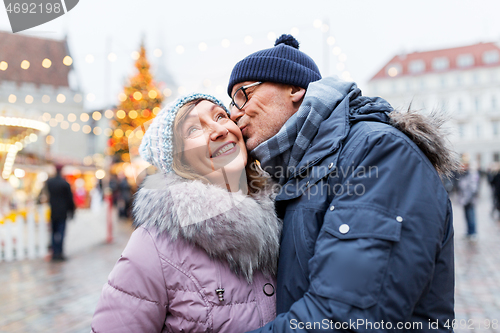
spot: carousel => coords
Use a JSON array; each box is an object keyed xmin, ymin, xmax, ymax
[{"xmin": 0, "ymin": 104, "xmax": 50, "ymax": 216}]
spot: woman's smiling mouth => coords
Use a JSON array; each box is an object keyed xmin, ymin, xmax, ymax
[{"xmin": 211, "ymin": 142, "xmax": 237, "ymax": 158}]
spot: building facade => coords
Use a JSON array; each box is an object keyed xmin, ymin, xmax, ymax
[
  {"xmin": 366, "ymin": 42, "xmax": 500, "ymax": 169},
  {"xmin": 0, "ymin": 31, "xmax": 105, "ymax": 208},
  {"xmin": 0, "ymin": 31, "xmax": 89, "ymax": 164}
]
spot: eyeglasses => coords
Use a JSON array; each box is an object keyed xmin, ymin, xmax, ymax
[{"xmin": 229, "ymin": 82, "xmax": 263, "ymax": 110}]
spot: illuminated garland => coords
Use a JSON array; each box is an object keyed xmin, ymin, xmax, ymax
[{"xmin": 0, "ymin": 21, "xmax": 353, "ymax": 104}]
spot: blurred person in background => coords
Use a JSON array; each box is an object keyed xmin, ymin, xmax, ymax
[
  {"xmin": 457, "ymin": 155, "xmax": 480, "ymax": 240},
  {"xmin": 117, "ymin": 172, "xmax": 132, "ymax": 219},
  {"xmin": 487, "ymin": 162, "xmax": 500, "ymax": 221},
  {"xmin": 108, "ymin": 173, "xmax": 118, "ymax": 206},
  {"xmin": 44, "ymin": 164, "xmax": 75, "ymax": 261},
  {"xmin": 91, "ymin": 94, "xmax": 281, "ymax": 332},
  {"xmin": 90, "ymin": 182, "xmax": 103, "ymax": 214}
]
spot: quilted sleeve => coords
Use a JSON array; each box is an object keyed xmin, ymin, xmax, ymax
[{"xmin": 91, "ymin": 227, "xmax": 168, "ymax": 333}]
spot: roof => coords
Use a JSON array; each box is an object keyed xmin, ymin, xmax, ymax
[
  {"xmin": 0, "ymin": 31, "xmax": 71, "ymax": 87},
  {"xmin": 370, "ymin": 42, "xmax": 500, "ymax": 81}
]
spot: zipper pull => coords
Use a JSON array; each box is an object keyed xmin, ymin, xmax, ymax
[{"xmin": 215, "ymin": 288, "xmax": 225, "ymax": 302}]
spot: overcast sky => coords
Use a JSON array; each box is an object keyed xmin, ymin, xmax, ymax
[{"xmin": 1, "ymin": 0, "xmax": 500, "ymax": 110}]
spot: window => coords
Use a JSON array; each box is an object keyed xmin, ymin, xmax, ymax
[
  {"xmin": 476, "ymin": 124, "xmax": 482, "ymax": 138},
  {"xmin": 420, "ymin": 79, "xmax": 426, "ymax": 90},
  {"xmin": 456, "ymin": 74, "xmax": 462, "ymax": 86},
  {"xmin": 474, "ymin": 97, "xmax": 480, "ymax": 112},
  {"xmin": 458, "ymin": 124, "xmax": 465, "ymax": 138},
  {"xmin": 492, "ymin": 96, "xmax": 497, "ymax": 110},
  {"xmin": 440, "ymin": 77, "xmax": 446, "ymax": 88},
  {"xmin": 457, "ymin": 54, "xmax": 474, "ymax": 67},
  {"xmin": 483, "ymin": 50, "xmax": 499, "ymax": 64},
  {"xmin": 409, "ymin": 60, "xmax": 425, "ymax": 74},
  {"xmin": 432, "ymin": 57, "xmax": 449, "ymax": 71},
  {"xmin": 493, "ymin": 121, "xmax": 499, "ymax": 137},
  {"xmin": 473, "ymin": 73, "xmax": 479, "ymax": 84},
  {"xmin": 457, "ymin": 99, "xmax": 462, "ymax": 113}
]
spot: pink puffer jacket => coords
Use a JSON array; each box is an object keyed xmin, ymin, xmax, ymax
[{"xmin": 91, "ymin": 173, "xmax": 282, "ymax": 333}]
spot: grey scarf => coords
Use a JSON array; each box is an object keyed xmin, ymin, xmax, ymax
[{"xmin": 252, "ymin": 77, "xmax": 360, "ymax": 185}]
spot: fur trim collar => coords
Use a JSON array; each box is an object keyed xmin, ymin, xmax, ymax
[
  {"xmin": 388, "ymin": 109, "xmax": 460, "ymax": 177},
  {"xmin": 133, "ymin": 173, "xmax": 282, "ymax": 282}
]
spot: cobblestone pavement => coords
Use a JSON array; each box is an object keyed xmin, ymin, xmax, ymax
[
  {"xmin": 0, "ymin": 218, "xmax": 134, "ymax": 333},
  {"xmin": 453, "ymin": 182, "xmax": 500, "ymax": 333},
  {"xmin": 0, "ymin": 184, "xmax": 499, "ymax": 332}
]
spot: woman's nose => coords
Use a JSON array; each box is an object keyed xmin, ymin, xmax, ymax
[{"xmin": 209, "ymin": 123, "xmax": 228, "ymax": 141}]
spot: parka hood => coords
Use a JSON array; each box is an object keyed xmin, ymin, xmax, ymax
[
  {"xmin": 346, "ymin": 81, "xmax": 460, "ymax": 177},
  {"xmin": 132, "ymin": 172, "xmax": 282, "ymax": 282},
  {"xmin": 387, "ymin": 109, "xmax": 460, "ymax": 177}
]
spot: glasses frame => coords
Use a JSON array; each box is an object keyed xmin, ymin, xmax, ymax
[{"xmin": 229, "ymin": 82, "xmax": 263, "ymax": 110}]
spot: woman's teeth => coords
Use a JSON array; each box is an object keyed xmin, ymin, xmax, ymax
[{"xmin": 214, "ymin": 143, "xmax": 236, "ymax": 157}]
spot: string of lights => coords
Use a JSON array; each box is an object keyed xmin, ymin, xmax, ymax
[
  {"xmin": 0, "ymin": 20, "xmax": 354, "ymax": 185},
  {"xmin": 39, "ymin": 106, "xmax": 157, "ymax": 138},
  {"xmin": 1, "ymin": 19, "xmax": 353, "ymax": 176},
  {"xmin": 1, "ymin": 19, "xmax": 353, "ymax": 107}
]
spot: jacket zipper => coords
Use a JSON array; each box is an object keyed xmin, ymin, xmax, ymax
[{"xmin": 215, "ymin": 261, "xmax": 224, "ymax": 302}]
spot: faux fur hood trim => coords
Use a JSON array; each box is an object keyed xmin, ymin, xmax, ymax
[
  {"xmin": 388, "ymin": 109, "xmax": 460, "ymax": 177},
  {"xmin": 132, "ymin": 172, "xmax": 282, "ymax": 282}
]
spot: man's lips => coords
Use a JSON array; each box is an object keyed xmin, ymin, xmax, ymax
[{"xmin": 239, "ymin": 124, "xmax": 248, "ymax": 135}]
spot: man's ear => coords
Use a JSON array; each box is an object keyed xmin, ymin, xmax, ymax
[{"xmin": 290, "ymin": 86, "xmax": 306, "ymax": 103}]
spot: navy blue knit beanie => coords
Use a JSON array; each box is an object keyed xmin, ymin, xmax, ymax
[{"xmin": 227, "ymin": 34, "xmax": 322, "ymax": 96}]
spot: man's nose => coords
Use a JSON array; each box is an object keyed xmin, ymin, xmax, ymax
[{"xmin": 230, "ymin": 106, "xmax": 244, "ymax": 123}]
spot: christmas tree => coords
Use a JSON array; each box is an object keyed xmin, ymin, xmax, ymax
[{"xmin": 108, "ymin": 43, "xmax": 164, "ymax": 162}]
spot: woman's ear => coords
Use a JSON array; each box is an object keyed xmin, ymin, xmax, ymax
[{"xmin": 290, "ymin": 86, "xmax": 306, "ymax": 103}]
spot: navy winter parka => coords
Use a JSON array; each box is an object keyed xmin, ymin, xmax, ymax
[{"xmin": 250, "ymin": 78, "xmax": 455, "ymax": 332}]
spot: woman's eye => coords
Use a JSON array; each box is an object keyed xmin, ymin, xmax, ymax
[
  {"xmin": 187, "ymin": 127, "xmax": 198, "ymax": 136},
  {"xmin": 216, "ymin": 113, "xmax": 227, "ymax": 121}
]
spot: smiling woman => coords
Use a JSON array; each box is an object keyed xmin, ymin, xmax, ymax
[
  {"xmin": 172, "ymin": 99, "xmax": 247, "ymax": 191},
  {"xmin": 91, "ymin": 93, "xmax": 281, "ymax": 333},
  {"xmin": 171, "ymin": 97, "xmax": 267, "ymax": 193}
]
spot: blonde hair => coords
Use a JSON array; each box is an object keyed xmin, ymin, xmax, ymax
[{"xmin": 172, "ymin": 99, "xmax": 268, "ymax": 194}]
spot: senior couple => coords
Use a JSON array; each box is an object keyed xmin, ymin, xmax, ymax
[{"xmin": 91, "ymin": 35, "xmax": 457, "ymax": 332}]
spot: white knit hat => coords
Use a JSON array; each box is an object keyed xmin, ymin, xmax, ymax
[{"xmin": 139, "ymin": 93, "xmax": 229, "ymax": 173}]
